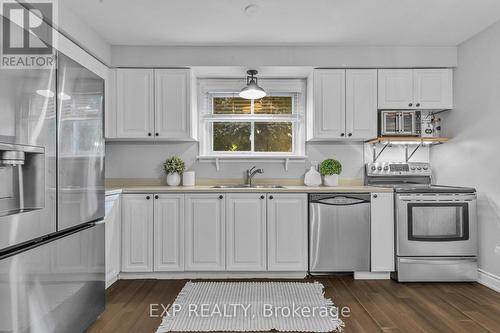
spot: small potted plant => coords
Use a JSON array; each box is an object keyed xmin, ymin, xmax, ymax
[
  {"xmin": 163, "ymin": 156, "xmax": 185, "ymax": 186},
  {"xmin": 320, "ymin": 159, "xmax": 342, "ymax": 187}
]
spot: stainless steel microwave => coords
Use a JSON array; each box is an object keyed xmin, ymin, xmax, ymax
[{"xmin": 380, "ymin": 111, "xmax": 421, "ymax": 136}]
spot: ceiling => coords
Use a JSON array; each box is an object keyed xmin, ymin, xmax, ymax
[{"xmin": 63, "ymin": 0, "xmax": 500, "ymax": 46}]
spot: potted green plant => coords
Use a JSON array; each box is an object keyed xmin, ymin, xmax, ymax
[
  {"xmin": 163, "ymin": 156, "xmax": 185, "ymax": 186},
  {"xmin": 319, "ymin": 159, "xmax": 342, "ymax": 187}
]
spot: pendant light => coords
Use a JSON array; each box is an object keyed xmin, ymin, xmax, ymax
[{"xmin": 239, "ymin": 70, "xmax": 266, "ymax": 100}]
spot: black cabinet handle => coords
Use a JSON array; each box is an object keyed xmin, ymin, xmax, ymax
[
  {"xmin": 219, "ymin": 195, "xmax": 223, "ymax": 199},
  {"xmin": 269, "ymin": 195, "xmax": 274, "ymax": 200},
  {"xmin": 260, "ymin": 195, "xmax": 265, "ymax": 199},
  {"xmin": 155, "ymin": 133, "xmax": 159, "ymax": 136},
  {"xmin": 148, "ymin": 133, "xmax": 152, "ymax": 137},
  {"xmin": 373, "ymin": 194, "xmax": 378, "ymax": 199},
  {"xmin": 348, "ymin": 133, "xmax": 352, "ymax": 137},
  {"xmin": 416, "ymin": 103, "xmax": 420, "ymax": 107},
  {"xmin": 155, "ymin": 195, "xmax": 159, "ymax": 199},
  {"xmin": 146, "ymin": 196, "xmax": 150, "ymax": 200},
  {"xmin": 408, "ymin": 103, "xmax": 413, "ymax": 107},
  {"xmin": 340, "ymin": 133, "xmax": 345, "ymax": 137}
]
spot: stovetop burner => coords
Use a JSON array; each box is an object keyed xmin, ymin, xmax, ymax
[{"xmin": 365, "ymin": 162, "xmax": 476, "ymax": 194}]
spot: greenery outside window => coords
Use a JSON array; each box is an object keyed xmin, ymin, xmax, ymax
[{"xmin": 198, "ymin": 79, "xmax": 306, "ymax": 158}]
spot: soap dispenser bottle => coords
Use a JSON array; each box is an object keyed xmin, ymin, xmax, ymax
[{"xmin": 304, "ymin": 161, "xmax": 322, "ymax": 187}]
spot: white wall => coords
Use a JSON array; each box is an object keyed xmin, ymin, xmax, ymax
[
  {"xmin": 57, "ymin": 2, "xmax": 111, "ymax": 64},
  {"xmin": 105, "ymin": 141, "xmax": 366, "ymax": 182},
  {"xmin": 431, "ymin": 21, "xmax": 500, "ymax": 277},
  {"xmin": 111, "ymin": 45, "xmax": 457, "ymax": 68}
]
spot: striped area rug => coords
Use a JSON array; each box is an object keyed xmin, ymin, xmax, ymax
[{"xmin": 156, "ymin": 281, "xmax": 344, "ymax": 332}]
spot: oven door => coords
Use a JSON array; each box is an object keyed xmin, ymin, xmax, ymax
[
  {"xmin": 381, "ymin": 111, "xmax": 399, "ymax": 135},
  {"xmin": 396, "ymin": 193, "xmax": 477, "ymax": 257},
  {"xmin": 398, "ymin": 112, "xmax": 416, "ymax": 135}
]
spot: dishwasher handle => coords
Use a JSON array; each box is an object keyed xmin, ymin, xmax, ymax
[{"xmin": 310, "ymin": 194, "xmax": 370, "ymax": 206}]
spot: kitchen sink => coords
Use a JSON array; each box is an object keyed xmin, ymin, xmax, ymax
[{"xmin": 211, "ymin": 184, "xmax": 286, "ymax": 189}]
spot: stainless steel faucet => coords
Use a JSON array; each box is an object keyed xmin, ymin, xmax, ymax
[{"xmin": 246, "ymin": 166, "xmax": 264, "ymax": 186}]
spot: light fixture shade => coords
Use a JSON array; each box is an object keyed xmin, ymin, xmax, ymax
[{"xmin": 239, "ymin": 70, "xmax": 266, "ymax": 100}]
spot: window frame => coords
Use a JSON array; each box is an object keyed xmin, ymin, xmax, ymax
[{"xmin": 197, "ymin": 79, "xmax": 306, "ymax": 158}]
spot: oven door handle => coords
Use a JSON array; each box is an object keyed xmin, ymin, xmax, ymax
[
  {"xmin": 400, "ymin": 258, "xmax": 477, "ymax": 265},
  {"xmin": 398, "ymin": 195, "xmax": 476, "ymax": 202}
]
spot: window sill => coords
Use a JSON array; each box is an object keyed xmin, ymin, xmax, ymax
[{"xmin": 197, "ymin": 155, "xmax": 307, "ymax": 171}]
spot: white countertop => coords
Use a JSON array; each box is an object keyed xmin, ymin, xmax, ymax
[{"xmin": 105, "ymin": 185, "xmax": 392, "ymax": 195}]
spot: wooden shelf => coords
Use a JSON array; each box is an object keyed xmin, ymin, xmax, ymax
[{"xmin": 366, "ymin": 137, "xmax": 449, "ymax": 145}]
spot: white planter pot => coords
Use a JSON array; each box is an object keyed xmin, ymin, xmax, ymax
[
  {"xmin": 166, "ymin": 172, "xmax": 181, "ymax": 186},
  {"xmin": 323, "ymin": 174, "xmax": 339, "ymax": 187}
]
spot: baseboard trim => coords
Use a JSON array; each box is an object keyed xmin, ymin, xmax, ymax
[
  {"xmin": 106, "ymin": 275, "xmax": 119, "ymax": 289},
  {"xmin": 477, "ymin": 269, "xmax": 500, "ymax": 293},
  {"xmin": 118, "ymin": 271, "xmax": 307, "ymax": 280},
  {"xmin": 354, "ymin": 272, "xmax": 391, "ymax": 280}
]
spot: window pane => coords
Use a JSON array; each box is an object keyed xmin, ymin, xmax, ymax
[
  {"xmin": 254, "ymin": 122, "xmax": 292, "ymax": 152},
  {"xmin": 213, "ymin": 122, "xmax": 251, "ymax": 152},
  {"xmin": 213, "ymin": 97, "xmax": 251, "ymax": 114},
  {"xmin": 254, "ymin": 96, "xmax": 293, "ymax": 114}
]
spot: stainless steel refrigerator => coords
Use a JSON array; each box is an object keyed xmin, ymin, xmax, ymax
[{"xmin": 0, "ymin": 50, "xmax": 105, "ymax": 332}]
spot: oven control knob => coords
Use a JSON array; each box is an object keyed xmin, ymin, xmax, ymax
[
  {"xmin": 377, "ymin": 166, "xmax": 382, "ymax": 171},
  {"xmin": 417, "ymin": 166, "xmax": 422, "ymax": 170},
  {"xmin": 371, "ymin": 166, "xmax": 376, "ymax": 171},
  {"xmin": 423, "ymin": 166, "xmax": 428, "ymax": 170},
  {"xmin": 383, "ymin": 166, "xmax": 389, "ymax": 171}
]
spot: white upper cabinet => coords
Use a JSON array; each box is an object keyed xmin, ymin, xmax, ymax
[
  {"xmin": 311, "ymin": 69, "xmax": 377, "ymax": 141},
  {"xmin": 370, "ymin": 192, "xmax": 395, "ymax": 272},
  {"xmin": 267, "ymin": 194, "xmax": 308, "ymax": 271},
  {"xmin": 154, "ymin": 69, "xmax": 191, "ymax": 140},
  {"xmin": 114, "ymin": 68, "xmax": 192, "ymax": 140},
  {"xmin": 116, "ymin": 69, "xmax": 154, "ymax": 138},
  {"xmin": 413, "ymin": 69, "xmax": 453, "ymax": 109},
  {"xmin": 378, "ymin": 69, "xmax": 452, "ymax": 110},
  {"xmin": 154, "ymin": 194, "xmax": 184, "ymax": 272},
  {"xmin": 346, "ymin": 69, "xmax": 378, "ymax": 140},
  {"xmin": 121, "ymin": 194, "xmax": 154, "ymax": 272},
  {"xmin": 312, "ymin": 69, "xmax": 346, "ymax": 139},
  {"xmin": 378, "ymin": 69, "xmax": 414, "ymax": 109},
  {"xmin": 226, "ymin": 193, "xmax": 267, "ymax": 271},
  {"xmin": 185, "ymin": 194, "xmax": 226, "ymax": 271}
]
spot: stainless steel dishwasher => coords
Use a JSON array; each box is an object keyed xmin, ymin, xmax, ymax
[{"xmin": 309, "ymin": 193, "xmax": 371, "ymax": 273}]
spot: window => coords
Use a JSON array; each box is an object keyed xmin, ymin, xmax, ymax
[{"xmin": 198, "ymin": 79, "xmax": 306, "ymax": 158}]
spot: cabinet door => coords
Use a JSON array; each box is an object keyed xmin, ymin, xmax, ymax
[
  {"xmin": 346, "ymin": 69, "xmax": 377, "ymax": 140},
  {"xmin": 313, "ymin": 69, "xmax": 346, "ymax": 139},
  {"xmin": 267, "ymin": 194, "xmax": 308, "ymax": 271},
  {"xmin": 226, "ymin": 193, "xmax": 266, "ymax": 271},
  {"xmin": 185, "ymin": 194, "xmax": 225, "ymax": 271},
  {"xmin": 378, "ymin": 69, "xmax": 414, "ymax": 109},
  {"xmin": 116, "ymin": 69, "xmax": 154, "ymax": 138},
  {"xmin": 121, "ymin": 194, "xmax": 153, "ymax": 272},
  {"xmin": 371, "ymin": 192, "xmax": 395, "ymax": 272},
  {"xmin": 154, "ymin": 194, "xmax": 184, "ymax": 271},
  {"xmin": 105, "ymin": 194, "xmax": 121, "ymax": 287},
  {"xmin": 413, "ymin": 69, "xmax": 453, "ymax": 109},
  {"xmin": 154, "ymin": 69, "xmax": 191, "ymax": 140}
]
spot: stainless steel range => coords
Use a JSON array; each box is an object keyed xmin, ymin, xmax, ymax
[{"xmin": 366, "ymin": 162, "xmax": 478, "ymax": 282}]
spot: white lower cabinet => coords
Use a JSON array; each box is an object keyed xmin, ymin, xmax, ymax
[
  {"xmin": 185, "ymin": 194, "xmax": 226, "ymax": 271},
  {"xmin": 226, "ymin": 193, "xmax": 267, "ymax": 271},
  {"xmin": 154, "ymin": 194, "xmax": 185, "ymax": 271},
  {"xmin": 370, "ymin": 192, "xmax": 395, "ymax": 272},
  {"xmin": 105, "ymin": 194, "xmax": 121, "ymax": 287},
  {"xmin": 267, "ymin": 194, "xmax": 308, "ymax": 271},
  {"xmin": 121, "ymin": 194, "xmax": 154, "ymax": 272}
]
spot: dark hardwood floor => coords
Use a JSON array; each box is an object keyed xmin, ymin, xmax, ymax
[{"xmin": 86, "ymin": 277, "xmax": 500, "ymax": 333}]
